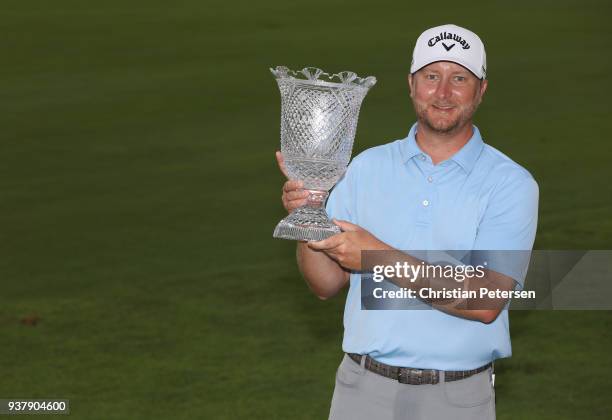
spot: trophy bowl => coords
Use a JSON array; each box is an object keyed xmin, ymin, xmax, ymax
[{"xmin": 271, "ymin": 66, "xmax": 376, "ymax": 241}]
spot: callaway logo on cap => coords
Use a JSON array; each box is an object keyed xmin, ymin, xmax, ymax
[{"xmin": 410, "ymin": 24, "xmax": 487, "ymax": 79}]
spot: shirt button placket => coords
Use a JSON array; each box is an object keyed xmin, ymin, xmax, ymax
[
  {"xmin": 415, "ymin": 154, "xmax": 433, "ymax": 226},
  {"xmin": 422, "ymin": 166, "xmax": 435, "ymax": 223}
]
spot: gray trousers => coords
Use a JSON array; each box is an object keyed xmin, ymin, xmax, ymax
[{"xmin": 329, "ymin": 355, "xmax": 496, "ymax": 420}]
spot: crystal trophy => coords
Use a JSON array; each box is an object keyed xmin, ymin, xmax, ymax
[{"xmin": 271, "ymin": 66, "xmax": 376, "ymax": 241}]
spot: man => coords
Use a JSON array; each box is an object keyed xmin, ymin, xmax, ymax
[{"xmin": 276, "ymin": 24, "xmax": 538, "ymax": 420}]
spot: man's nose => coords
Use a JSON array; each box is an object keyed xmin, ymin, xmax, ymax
[{"xmin": 434, "ymin": 79, "xmax": 452, "ymax": 100}]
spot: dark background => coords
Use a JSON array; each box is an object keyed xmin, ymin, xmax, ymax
[{"xmin": 1, "ymin": 0, "xmax": 611, "ymax": 418}]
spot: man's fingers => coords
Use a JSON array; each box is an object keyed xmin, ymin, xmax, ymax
[
  {"xmin": 286, "ymin": 189, "xmax": 309, "ymax": 201},
  {"xmin": 283, "ymin": 180, "xmax": 304, "ymax": 193},
  {"xmin": 276, "ymin": 151, "xmax": 290, "ymax": 179},
  {"xmin": 308, "ymin": 234, "xmax": 343, "ymax": 251},
  {"xmin": 277, "ymin": 153, "xmax": 306, "ymax": 213},
  {"xmin": 333, "ymin": 219, "xmax": 360, "ymax": 232},
  {"xmin": 281, "ymin": 181, "xmax": 307, "ymax": 213}
]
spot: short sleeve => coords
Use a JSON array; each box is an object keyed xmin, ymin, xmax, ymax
[{"xmin": 472, "ymin": 173, "xmax": 539, "ymax": 287}]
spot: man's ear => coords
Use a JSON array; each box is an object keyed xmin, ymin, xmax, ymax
[
  {"xmin": 408, "ymin": 74, "xmax": 414, "ymax": 97},
  {"xmin": 479, "ymin": 79, "xmax": 488, "ymax": 98},
  {"xmin": 473, "ymin": 78, "xmax": 488, "ymax": 107}
]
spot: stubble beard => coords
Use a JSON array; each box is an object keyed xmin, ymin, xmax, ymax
[{"xmin": 413, "ymin": 100, "xmax": 479, "ymax": 135}]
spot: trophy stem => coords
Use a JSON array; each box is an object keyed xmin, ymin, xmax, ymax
[
  {"xmin": 305, "ymin": 189, "xmax": 328, "ymax": 207},
  {"xmin": 273, "ymin": 189, "xmax": 341, "ymax": 242}
]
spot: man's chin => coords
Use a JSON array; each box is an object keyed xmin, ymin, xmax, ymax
[{"xmin": 423, "ymin": 117, "xmax": 460, "ymax": 134}]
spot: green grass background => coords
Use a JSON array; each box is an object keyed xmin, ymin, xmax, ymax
[{"xmin": 1, "ymin": 0, "xmax": 611, "ymax": 418}]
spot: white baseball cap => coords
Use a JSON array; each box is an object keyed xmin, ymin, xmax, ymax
[{"xmin": 410, "ymin": 24, "xmax": 487, "ymax": 79}]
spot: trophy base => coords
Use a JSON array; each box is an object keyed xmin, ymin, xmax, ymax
[{"xmin": 273, "ymin": 205, "xmax": 340, "ymax": 241}]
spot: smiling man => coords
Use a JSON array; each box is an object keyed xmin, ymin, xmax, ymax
[{"xmin": 276, "ymin": 24, "xmax": 538, "ymax": 420}]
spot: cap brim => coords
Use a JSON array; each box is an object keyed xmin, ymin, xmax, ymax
[{"xmin": 411, "ymin": 57, "xmax": 485, "ymax": 79}]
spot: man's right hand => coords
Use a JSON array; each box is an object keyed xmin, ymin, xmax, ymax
[{"xmin": 276, "ymin": 151, "xmax": 309, "ymax": 213}]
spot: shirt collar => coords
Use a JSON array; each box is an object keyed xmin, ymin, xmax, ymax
[
  {"xmin": 400, "ymin": 122, "xmax": 484, "ymax": 174},
  {"xmin": 399, "ymin": 123, "xmax": 424, "ymax": 161}
]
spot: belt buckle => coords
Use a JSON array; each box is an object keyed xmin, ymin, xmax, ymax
[{"xmin": 398, "ymin": 368, "xmax": 423, "ymax": 385}]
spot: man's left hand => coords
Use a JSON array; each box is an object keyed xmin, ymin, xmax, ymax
[{"xmin": 307, "ymin": 220, "xmax": 392, "ymax": 271}]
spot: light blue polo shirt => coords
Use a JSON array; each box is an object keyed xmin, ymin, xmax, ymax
[{"xmin": 326, "ymin": 123, "xmax": 539, "ymax": 370}]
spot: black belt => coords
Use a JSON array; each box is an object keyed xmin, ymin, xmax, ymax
[{"xmin": 348, "ymin": 353, "xmax": 492, "ymax": 385}]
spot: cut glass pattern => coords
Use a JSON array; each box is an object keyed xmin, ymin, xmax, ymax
[{"xmin": 271, "ymin": 66, "xmax": 376, "ymax": 241}]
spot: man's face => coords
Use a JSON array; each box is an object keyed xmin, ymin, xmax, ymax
[{"xmin": 409, "ymin": 61, "xmax": 488, "ymax": 134}]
